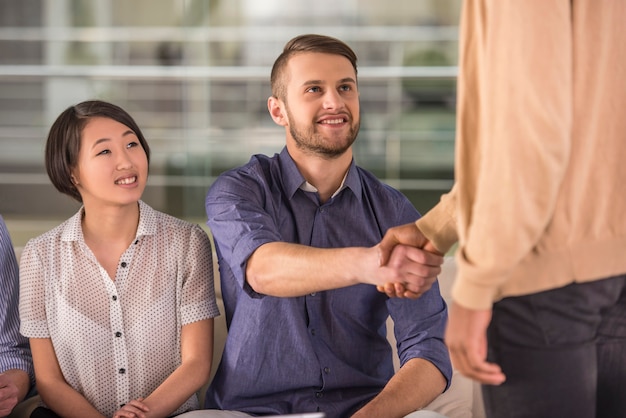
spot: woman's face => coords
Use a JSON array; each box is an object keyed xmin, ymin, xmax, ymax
[{"xmin": 71, "ymin": 117, "xmax": 148, "ymax": 209}]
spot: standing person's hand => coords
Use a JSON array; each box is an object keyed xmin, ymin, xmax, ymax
[
  {"xmin": 0, "ymin": 373, "xmax": 19, "ymax": 417},
  {"xmin": 377, "ymin": 222, "xmax": 443, "ymax": 298},
  {"xmin": 376, "ymin": 244, "xmax": 443, "ymax": 298},
  {"xmin": 445, "ymin": 302, "xmax": 506, "ymax": 385},
  {"xmin": 378, "ymin": 222, "xmax": 439, "ymax": 258}
]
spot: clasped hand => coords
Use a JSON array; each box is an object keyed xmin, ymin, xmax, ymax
[
  {"xmin": 376, "ymin": 222, "xmax": 443, "ymax": 299},
  {"xmin": 0, "ymin": 374, "xmax": 19, "ymax": 417},
  {"xmin": 376, "ymin": 243, "xmax": 443, "ymax": 298},
  {"xmin": 112, "ymin": 398, "xmax": 149, "ymax": 418}
]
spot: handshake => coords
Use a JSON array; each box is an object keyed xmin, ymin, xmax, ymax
[{"xmin": 375, "ymin": 222, "xmax": 444, "ymax": 299}]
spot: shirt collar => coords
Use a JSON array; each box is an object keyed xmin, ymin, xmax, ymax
[
  {"xmin": 278, "ymin": 146, "xmax": 363, "ymax": 203},
  {"xmin": 60, "ymin": 200, "xmax": 157, "ymax": 242}
]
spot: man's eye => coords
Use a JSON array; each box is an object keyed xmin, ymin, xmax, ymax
[
  {"xmin": 339, "ymin": 85, "xmax": 352, "ymax": 92},
  {"xmin": 307, "ymin": 86, "xmax": 321, "ymax": 93}
]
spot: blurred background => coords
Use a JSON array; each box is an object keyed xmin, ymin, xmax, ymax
[{"xmin": 0, "ymin": 0, "xmax": 460, "ymax": 246}]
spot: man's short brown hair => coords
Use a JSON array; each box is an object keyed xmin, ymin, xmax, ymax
[{"xmin": 270, "ymin": 34, "xmax": 358, "ymax": 101}]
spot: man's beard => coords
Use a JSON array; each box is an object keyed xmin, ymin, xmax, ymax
[{"xmin": 287, "ymin": 108, "xmax": 360, "ymax": 159}]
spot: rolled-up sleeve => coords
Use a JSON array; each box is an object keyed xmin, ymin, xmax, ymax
[
  {"xmin": 205, "ymin": 165, "xmax": 282, "ymax": 296},
  {"xmin": 180, "ymin": 225, "xmax": 220, "ymax": 323},
  {"xmin": 388, "ymin": 282, "xmax": 452, "ymax": 389}
]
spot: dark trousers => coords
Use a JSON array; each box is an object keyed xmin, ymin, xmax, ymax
[
  {"xmin": 482, "ymin": 274, "xmax": 626, "ymax": 418},
  {"xmin": 483, "ymin": 275, "xmax": 626, "ymax": 418},
  {"xmin": 30, "ymin": 407, "xmax": 60, "ymax": 418}
]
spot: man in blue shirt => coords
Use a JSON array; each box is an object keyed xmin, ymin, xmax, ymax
[
  {"xmin": 0, "ymin": 215, "xmax": 34, "ymax": 416},
  {"xmin": 201, "ymin": 34, "xmax": 451, "ymax": 418}
]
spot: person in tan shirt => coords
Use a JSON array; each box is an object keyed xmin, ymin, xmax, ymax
[{"xmin": 379, "ymin": 1, "xmax": 626, "ymax": 417}]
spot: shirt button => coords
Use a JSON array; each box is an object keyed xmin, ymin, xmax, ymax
[
  {"xmin": 315, "ymin": 391, "xmax": 323, "ymax": 398},
  {"xmin": 115, "ymin": 332, "xmax": 122, "ymax": 337},
  {"xmin": 324, "ymin": 367, "xmax": 330, "ymax": 374},
  {"xmin": 119, "ymin": 368, "xmax": 126, "ymax": 374},
  {"xmin": 121, "ymin": 262, "xmax": 127, "ymax": 268},
  {"xmin": 310, "ymin": 329, "xmax": 316, "ymax": 336},
  {"xmin": 112, "ymin": 295, "xmax": 117, "ymax": 301},
  {"xmin": 310, "ymin": 292, "xmax": 316, "ymax": 296}
]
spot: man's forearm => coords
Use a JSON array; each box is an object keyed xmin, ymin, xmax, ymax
[
  {"xmin": 351, "ymin": 358, "xmax": 447, "ymax": 418},
  {"xmin": 246, "ymin": 242, "xmax": 375, "ymax": 296},
  {"xmin": 246, "ymin": 241, "xmax": 443, "ymax": 298}
]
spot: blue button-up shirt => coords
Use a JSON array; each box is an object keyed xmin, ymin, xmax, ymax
[{"xmin": 205, "ymin": 148, "xmax": 451, "ymax": 418}]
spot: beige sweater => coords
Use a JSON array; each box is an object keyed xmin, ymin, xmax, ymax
[{"xmin": 417, "ymin": 1, "xmax": 626, "ymax": 310}]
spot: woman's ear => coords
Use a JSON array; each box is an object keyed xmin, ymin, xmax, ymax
[
  {"xmin": 267, "ymin": 96, "xmax": 288, "ymax": 127},
  {"xmin": 70, "ymin": 169, "xmax": 80, "ymax": 186}
]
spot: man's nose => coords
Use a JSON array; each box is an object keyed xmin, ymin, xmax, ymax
[{"xmin": 322, "ymin": 89, "xmax": 343, "ymax": 109}]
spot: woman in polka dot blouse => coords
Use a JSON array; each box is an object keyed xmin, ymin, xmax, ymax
[{"xmin": 19, "ymin": 100, "xmax": 220, "ymax": 418}]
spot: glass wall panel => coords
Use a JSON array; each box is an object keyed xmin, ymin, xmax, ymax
[{"xmin": 0, "ymin": 0, "xmax": 460, "ymax": 245}]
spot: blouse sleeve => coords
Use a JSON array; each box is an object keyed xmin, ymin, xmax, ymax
[
  {"xmin": 19, "ymin": 240, "xmax": 50, "ymax": 338},
  {"xmin": 179, "ymin": 224, "xmax": 220, "ymax": 325}
]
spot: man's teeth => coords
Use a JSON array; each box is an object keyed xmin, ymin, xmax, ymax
[
  {"xmin": 116, "ymin": 176, "xmax": 136, "ymax": 185},
  {"xmin": 320, "ymin": 118, "xmax": 344, "ymax": 124}
]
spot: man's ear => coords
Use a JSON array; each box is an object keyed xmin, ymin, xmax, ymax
[{"xmin": 267, "ymin": 96, "xmax": 288, "ymax": 126}]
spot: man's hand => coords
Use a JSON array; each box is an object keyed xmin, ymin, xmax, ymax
[
  {"xmin": 445, "ymin": 302, "xmax": 506, "ymax": 385},
  {"xmin": 0, "ymin": 373, "xmax": 20, "ymax": 417},
  {"xmin": 375, "ymin": 244, "xmax": 443, "ymax": 299},
  {"xmin": 377, "ymin": 222, "xmax": 443, "ymax": 299}
]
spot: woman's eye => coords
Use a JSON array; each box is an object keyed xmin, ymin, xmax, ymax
[
  {"xmin": 96, "ymin": 149, "xmax": 110, "ymax": 156},
  {"xmin": 127, "ymin": 141, "xmax": 139, "ymax": 148}
]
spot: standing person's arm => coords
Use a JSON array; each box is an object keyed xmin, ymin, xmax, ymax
[
  {"xmin": 379, "ymin": 183, "xmax": 458, "ymax": 259},
  {"xmin": 380, "ymin": 1, "xmax": 572, "ymax": 384},
  {"xmin": 446, "ymin": 1, "xmax": 572, "ymax": 384},
  {"xmin": 377, "ymin": 187, "xmax": 458, "ymax": 298},
  {"xmin": 450, "ymin": 0, "xmax": 572, "ymax": 310}
]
